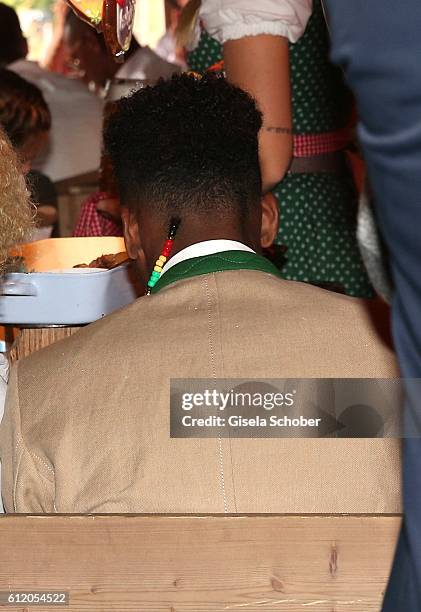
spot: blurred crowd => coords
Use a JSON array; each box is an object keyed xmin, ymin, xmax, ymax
[
  {"xmin": 0, "ymin": 0, "xmax": 185, "ymax": 240},
  {"xmin": 0, "ymin": 0, "xmax": 381, "ymax": 299}
]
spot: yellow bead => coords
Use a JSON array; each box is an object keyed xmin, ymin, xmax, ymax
[
  {"xmin": 154, "ymin": 265, "xmax": 163, "ymax": 273},
  {"xmin": 158, "ymin": 256, "xmax": 167, "ymax": 264}
]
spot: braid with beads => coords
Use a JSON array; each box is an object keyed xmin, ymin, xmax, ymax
[{"xmin": 146, "ymin": 218, "xmax": 182, "ymax": 294}]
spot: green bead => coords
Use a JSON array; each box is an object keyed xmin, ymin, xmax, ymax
[
  {"xmin": 148, "ymin": 280, "xmax": 155, "ymax": 288},
  {"xmin": 152, "ymin": 271, "xmax": 161, "ymax": 279}
]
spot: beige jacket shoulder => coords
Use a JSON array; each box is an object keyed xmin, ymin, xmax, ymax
[{"xmin": 0, "ymin": 271, "xmax": 401, "ymax": 513}]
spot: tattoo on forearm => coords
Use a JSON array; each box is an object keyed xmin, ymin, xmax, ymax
[{"xmin": 264, "ymin": 126, "xmax": 293, "ymax": 134}]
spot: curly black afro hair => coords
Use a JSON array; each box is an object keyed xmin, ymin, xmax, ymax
[{"xmin": 104, "ymin": 73, "xmax": 263, "ymax": 219}]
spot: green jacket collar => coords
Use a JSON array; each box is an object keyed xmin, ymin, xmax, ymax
[{"xmin": 151, "ymin": 250, "xmax": 282, "ymax": 294}]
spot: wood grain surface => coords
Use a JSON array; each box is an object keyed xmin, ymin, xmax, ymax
[
  {"xmin": 0, "ymin": 514, "xmax": 401, "ymax": 611},
  {"xmin": 9, "ymin": 327, "xmax": 82, "ymax": 362}
]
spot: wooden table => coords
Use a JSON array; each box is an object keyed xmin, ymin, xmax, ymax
[{"xmin": 0, "ymin": 514, "xmax": 401, "ymax": 611}]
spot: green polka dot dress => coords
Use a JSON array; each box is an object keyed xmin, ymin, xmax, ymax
[{"xmin": 188, "ymin": 0, "xmax": 373, "ymax": 297}]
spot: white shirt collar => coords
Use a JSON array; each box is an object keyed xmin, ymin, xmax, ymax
[{"xmin": 161, "ymin": 240, "xmax": 255, "ymax": 276}]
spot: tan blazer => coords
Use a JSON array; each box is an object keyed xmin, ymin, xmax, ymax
[{"xmin": 0, "ymin": 270, "xmax": 401, "ymax": 513}]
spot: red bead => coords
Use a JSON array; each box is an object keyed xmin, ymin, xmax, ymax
[{"xmin": 164, "ymin": 239, "xmax": 174, "ymax": 249}]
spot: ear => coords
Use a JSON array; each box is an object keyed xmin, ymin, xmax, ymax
[
  {"xmin": 121, "ymin": 207, "xmax": 142, "ymax": 260},
  {"xmin": 260, "ymin": 192, "xmax": 280, "ymax": 248},
  {"xmin": 121, "ymin": 207, "xmax": 149, "ymax": 288}
]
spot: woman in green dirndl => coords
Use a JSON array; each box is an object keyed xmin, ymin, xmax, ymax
[{"xmin": 181, "ymin": 0, "xmax": 373, "ymax": 297}]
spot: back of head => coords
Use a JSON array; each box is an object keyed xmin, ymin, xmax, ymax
[
  {"xmin": 0, "ymin": 3, "xmax": 27, "ymax": 67},
  {"xmin": 0, "ymin": 126, "xmax": 33, "ymax": 270},
  {"xmin": 104, "ymin": 73, "xmax": 262, "ymax": 225},
  {"xmin": 0, "ymin": 69, "xmax": 51, "ymax": 148}
]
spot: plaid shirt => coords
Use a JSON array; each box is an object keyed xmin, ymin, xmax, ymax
[{"xmin": 73, "ymin": 192, "xmax": 123, "ymax": 237}]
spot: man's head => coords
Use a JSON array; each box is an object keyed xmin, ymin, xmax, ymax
[
  {"xmin": 0, "ymin": 69, "xmax": 51, "ymax": 173},
  {"xmin": 0, "ymin": 3, "xmax": 28, "ymax": 67},
  {"xmin": 64, "ymin": 10, "xmax": 139, "ymax": 89},
  {"xmin": 104, "ymin": 73, "xmax": 265, "ymax": 274}
]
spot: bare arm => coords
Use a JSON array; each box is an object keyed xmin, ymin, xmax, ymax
[{"xmin": 224, "ymin": 35, "xmax": 292, "ymax": 193}]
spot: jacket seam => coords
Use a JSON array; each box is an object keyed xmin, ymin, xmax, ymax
[
  {"xmin": 13, "ymin": 364, "xmax": 56, "ymax": 511},
  {"xmin": 203, "ymin": 275, "xmax": 236, "ymax": 514},
  {"xmin": 16, "ymin": 434, "xmax": 55, "ymax": 479}
]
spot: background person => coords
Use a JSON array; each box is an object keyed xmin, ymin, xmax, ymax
[
  {"xmin": 323, "ymin": 1, "xmax": 421, "ymax": 609},
  {"xmin": 0, "ymin": 69, "xmax": 57, "ymax": 239},
  {"xmin": 0, "ymin": 3, "xmax": 103, "ymax": 183},
  {"xmin": 0, "ymin": 3, "xmax": 28, "ymax": 69},
  {"xmin": 0, "ymin": 126, "xmax": 33, "ymax": 269},
  {"xmin": 182, "ymin": 0, "xmax": 373, "ymax": 297},
  {"xmin": 64, "ymin": 10, "xmax": 181, "ymax": 94},
  {"xmin": 155, "ymin": 0, "xmax": 189, "ymax": 68}
]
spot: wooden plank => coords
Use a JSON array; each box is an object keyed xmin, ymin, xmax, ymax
[
  {"xmin": 9, "ymin": 327, "xmax": 82, "ymax": 362},
  {"xmin": 54, "ymin": 171, "xmax": 99, "ymax": 195},
  {"xmin": 0, "ymin": 515, "xmax": 401, "ymax": 611}
]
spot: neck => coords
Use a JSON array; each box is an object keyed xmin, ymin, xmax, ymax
[
  {"xmin": 173, "ymin": 228, "xmax": 258, "ymax": 252},
  {"xmin": 143, "ymin": 221, "xmax": 261, "ymax": 274}
]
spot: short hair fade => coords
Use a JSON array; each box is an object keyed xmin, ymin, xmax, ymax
[{"xmin": 104, "ymin": 73, "xmax": 263, "ymax": 219}]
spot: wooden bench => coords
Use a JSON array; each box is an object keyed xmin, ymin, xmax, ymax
[{"xmin": 0, "ymin": 514, "xmax": 400, "ymax": 611}]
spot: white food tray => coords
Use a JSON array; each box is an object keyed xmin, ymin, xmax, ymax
[{"xmin": 0, "ymin": 237, "xmax": 139, "ymax": 326}]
